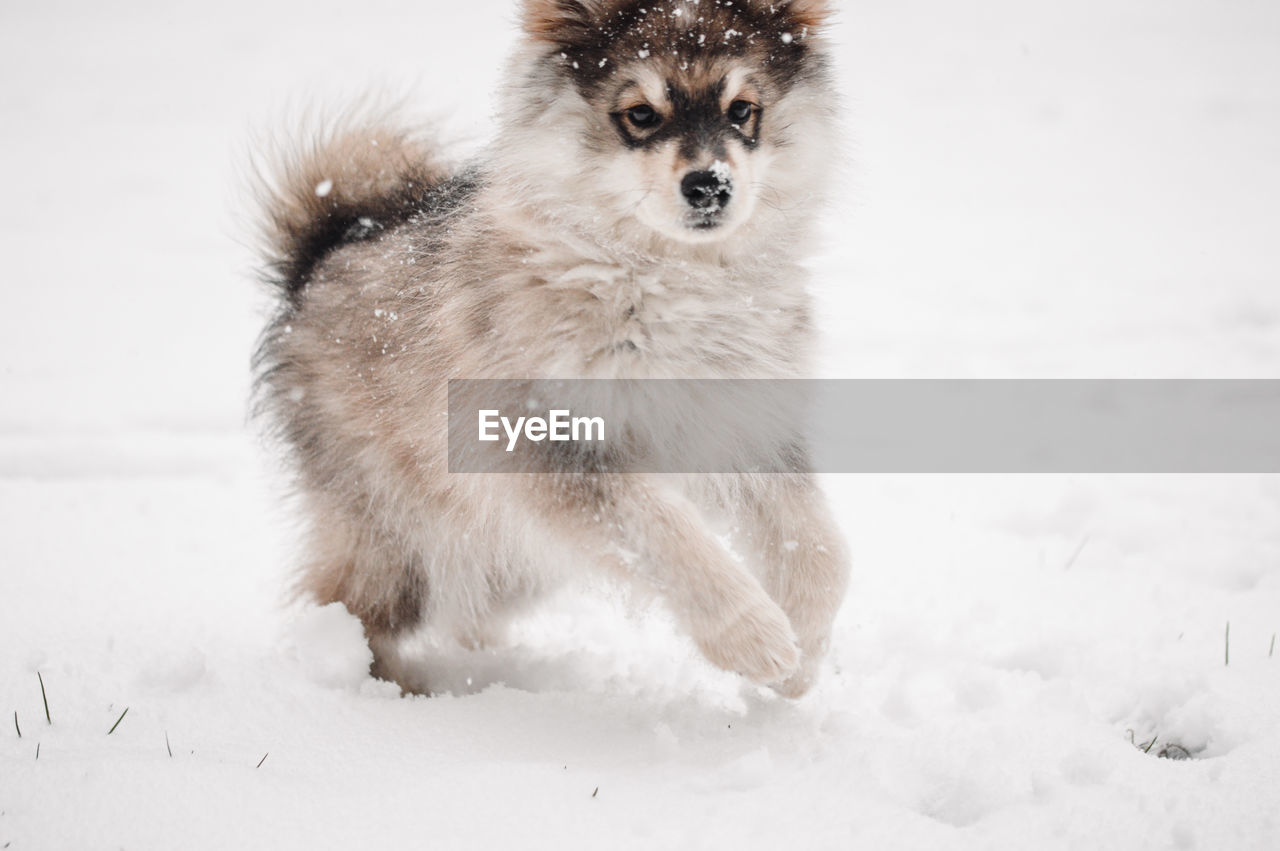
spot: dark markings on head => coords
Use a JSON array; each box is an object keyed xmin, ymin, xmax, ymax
[
  {"xmin": 527, "ymin": 0, "xmax": 821, "ymax": 97},
  {"xmin": 611, "ymin": 76, "xmax": 752, "ymax": 157}
]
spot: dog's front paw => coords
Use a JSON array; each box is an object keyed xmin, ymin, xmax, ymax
[
  {"xmin": 695, "ymin": 598, "xmax": 800, "ymax": 686},
  {"xmin": 771, "ymin": 657, "xmax": 819, "ymax": 698},
  {"xmin": 769, "ymin": 630, "xmax": 831, "ymax": 698}
]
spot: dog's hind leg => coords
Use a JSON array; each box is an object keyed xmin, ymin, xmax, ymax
[{"xmin": 298, "ymin": 501, "xmax": 429, "ymax": 692}]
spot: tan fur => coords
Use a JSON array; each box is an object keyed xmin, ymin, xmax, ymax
[
  {"xmin": 253, "ymin": 0, "xmax": 850, "ymax": 697},
  {"xmin": 254, "ymin": 112, "xmax": 448, "ymax": 294},
  {"xmin": 522, "ymin": 0, "xmax": 608, "ymax": 42},
  {"xmin": 783, "ymin": 0, "xmax": 833, "ymax": 31}
]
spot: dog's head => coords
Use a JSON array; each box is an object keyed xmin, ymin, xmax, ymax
[{"xmin": 503, "ymin": 0, "xmax": 837, "ymax": 248}]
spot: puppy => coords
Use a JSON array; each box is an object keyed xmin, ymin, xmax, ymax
[{"xmin": 254, "ymin": 0, "xmax": 849, "ymax": 697}]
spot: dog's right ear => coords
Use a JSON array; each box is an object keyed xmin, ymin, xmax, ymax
[{"xmin": 521, "ymin": 0, "xmax": 602, "ymax": 45}]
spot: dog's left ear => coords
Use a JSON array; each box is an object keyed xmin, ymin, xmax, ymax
[
  {"xmin": 777, "ymin": 0, "xmax": 833, "ymax": 30},
  {"xmin": 521, "ymin": 0, "xmax": 604, "ymax": 45}
]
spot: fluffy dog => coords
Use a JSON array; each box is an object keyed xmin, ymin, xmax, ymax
[{"xmin": 254, "ymin": 0, "xmax": 849, "ymax": 697}]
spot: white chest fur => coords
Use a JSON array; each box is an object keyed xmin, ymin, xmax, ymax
[{"xmin": 536, "ymin": 257, "xmax": 807, "ymax": 379}]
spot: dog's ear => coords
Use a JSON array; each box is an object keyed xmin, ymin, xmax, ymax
[
  {"xmin": 521, "ymin": 0, "xmax": 603, "ymax": 44},
  {"xmin": 778, "ymin": 0, "xmax": 833, "ymax": 31}
]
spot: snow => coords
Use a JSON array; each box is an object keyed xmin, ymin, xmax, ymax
[
  {"xmin": 2, "ymin": 1, "xmax": 1279, "ymax": 849},
  {"xmin": 288, "ymin": 603, "xmax": 375, "ymax": 691}
]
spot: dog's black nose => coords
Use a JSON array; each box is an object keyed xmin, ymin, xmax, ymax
[{"xmin": 681, "ymin": 169, "xmax": 732, "ymax": 211}]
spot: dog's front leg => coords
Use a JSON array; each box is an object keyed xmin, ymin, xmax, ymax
[
  {"xmin": 525, "ymin": 473, "xmax": 801, "ymax": 686},
  {"xmin": 732, "ymin": 474, "xmax": 850, "ymax": 697}
]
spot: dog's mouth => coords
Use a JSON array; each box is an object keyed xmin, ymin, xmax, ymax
[{"xmin": 685, "ymin": 210, "xmax": 726, "ymax": 230}]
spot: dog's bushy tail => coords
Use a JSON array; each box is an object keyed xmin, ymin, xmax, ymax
[{"xmin": 254, "ymin": 111, "xmax": 447, "ymax": 302}]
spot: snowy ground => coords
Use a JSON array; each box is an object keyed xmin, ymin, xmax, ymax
[{"xmin": 3, "ymin": 1, "xmax": 1279, "ymax": 848}]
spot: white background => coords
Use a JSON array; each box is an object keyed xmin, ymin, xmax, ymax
[{"xmin": 2, "ymin": 1, "xmax": 1278, "ymax": 848}]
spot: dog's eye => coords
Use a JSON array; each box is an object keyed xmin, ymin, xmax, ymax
[
  {"xmin": 727, "ymin": 100, "xmax": 755, "ymax": 125},
  {"xmin": 625, "ymin": 104, "xmax": 660, "ymax": 129}
]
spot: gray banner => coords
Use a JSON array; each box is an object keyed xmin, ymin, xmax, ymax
[{"xmin": 447, "ymin": 380, "xmax": 1280, "ymax": 473}]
